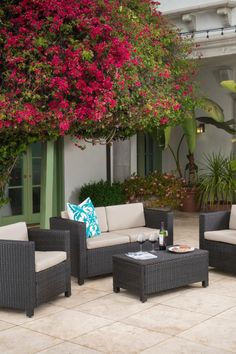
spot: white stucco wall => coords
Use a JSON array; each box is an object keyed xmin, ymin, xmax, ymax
[
  {"xmin": 112, "ymin": 136, "xmax": 138, "ymax": 181},
  {"xmin": 64, "ymin": 137, "xmax": 106, "ymax": 204}
]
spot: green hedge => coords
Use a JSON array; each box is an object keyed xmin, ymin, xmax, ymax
[{"xmin": 79, "ymin": 180, "xmax": 126, "ymax": 207}]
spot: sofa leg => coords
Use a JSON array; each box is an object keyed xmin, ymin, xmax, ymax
[
  {"xmin": 65, "ymin": 289, "xmax": 71, "ymax": 297},
  {"xmin": 26, "ymin": 308, "xmax": 34, "ymax": 318},
  {"xmin": 78, "ymin": 279, "xmax": 84, "ymax": 286}
]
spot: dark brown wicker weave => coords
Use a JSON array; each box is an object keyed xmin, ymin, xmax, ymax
[
  {"xmin": 199, "ymin": 210, "xmax": 236, "ymax": 273},
  {"xmin": 50, "ymin": 208, "xmax": 173, "ymax": 285},
  {"xmin": 113, "ymin": 249, "xmax": 209, "ymax": 302},
  {"xmin": 0, "ymin": 229, "xmax": 71, "ymax": 317}
]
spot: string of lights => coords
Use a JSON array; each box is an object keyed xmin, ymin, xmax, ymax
[{"xmin": 180, "ymin": 25, "xmax": 236, "ymax": 39}]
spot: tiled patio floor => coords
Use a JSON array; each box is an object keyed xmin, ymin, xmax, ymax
[{"xmin": 1, "ymin": 212, "xmax": 236, "ymax": 353}]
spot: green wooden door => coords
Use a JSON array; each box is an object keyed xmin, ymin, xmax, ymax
[
  {"xmin": 0, "ymin": 142, "xmax": 42, "ymax": 225},
  {"xmin": 137, "ymin": 133, "xmax": 162, "ymax": 176}
]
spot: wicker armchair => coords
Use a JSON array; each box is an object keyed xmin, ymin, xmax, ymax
[
  {"xmin": 0, "ymin": 225, "xmax": 71, "ymax": 317},
  {"xmin": 199, "ymin": 210, "xmax": 236, "ymax": 273}
]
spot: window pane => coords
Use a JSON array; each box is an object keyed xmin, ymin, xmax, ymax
[
  {"xmin": 32, "ymin": 142, "xmax": 42, "ymax": 158},
  {"xmin": 33, "ymin": 187, "xmax": 40, "ymax": 213},
  {"xmin": 9, "ymin": 158, "xmax": 23, "ymax": 187},
  {"xmin": 4, "ymin": 188, "xmax": 23, "ymax": 216},
  {"xmin": 32, "ymin": 158, "xmax": 41, "ymax": 185}
]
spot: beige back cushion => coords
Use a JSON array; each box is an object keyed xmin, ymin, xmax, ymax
[
  {"xmin": 0, "ymin": 222, "xmax": 28, "ymax": 241},
  {"xmin": 229, "ymin": 205, "xmax": 236, "ymax": 230},
  {"xmin": 61, "ymin": 210, "xmax": 69, "ymax": 219},
  {"xmin": 95, "ymin": 207, "xmax": 108, "ymax": 232},
  {"xmin": 106, "ymin": 203, "xmax": 145, "ymax": 231}
]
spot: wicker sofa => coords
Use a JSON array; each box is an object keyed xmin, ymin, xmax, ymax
[
  {"xmin": 50, "ymin": 203, "xmax": 173, "ymax": 285},
  {"xmin": 199, "ymin": 205, "xmax": 236, "ymax": 273}
]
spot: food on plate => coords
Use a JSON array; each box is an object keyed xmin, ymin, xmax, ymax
[{"xmin": 169, "ymin": 245, "xmax": 194, "ymax": 253}]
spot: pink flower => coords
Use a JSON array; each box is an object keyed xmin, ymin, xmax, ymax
[
  {"xmin": 173, "ymin": 103, "xmax": 181, "ymax": 111},
  {"xmin": 160, "ymin": 117, "xmax": 169, "ymax": 125}
]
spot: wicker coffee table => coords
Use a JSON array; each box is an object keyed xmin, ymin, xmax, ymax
[{"xmin": 113, "ymin": 249, "xmax": 209, "ymax": 302}]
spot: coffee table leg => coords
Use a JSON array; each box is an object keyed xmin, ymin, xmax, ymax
[
  {"xmin": 113, "ymin": 286, "xmax": 120, "ymax": 293},
  {"xmin": 140, "ymin": 295, "xmax": 147, "ymax": 303},
  {"xmin": 202, "ymin": 279, "xmax": 208, "ymax": 288}
]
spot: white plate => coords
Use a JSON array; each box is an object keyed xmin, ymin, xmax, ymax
[{"xmin": 168, "ymin": 245, "xmax": 195, "ymax": 253}]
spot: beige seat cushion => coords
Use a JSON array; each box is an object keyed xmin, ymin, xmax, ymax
[
  {"xmin": 86, "ymin": 232, "xmax": 130, "ymax": 249},
  {"xmin": 95, "ymin": 207, "xmax": 108, "ymax": 232},
  {"xmin": 204, "ymin": 229, "xmax": 236, "ymax": 245},
  {"xmin": 0, "ymin": 222, "xmax": 28, "ymax": 241},
  {"xmin": 35, "ymin": 251, "xmax": 67, "ymax": 272},
  {"xmin": 106, "ymin": 203, "xmax": 145, "ymax": 232},
  {"xmin": 229, "ymin": 205, "xmax": 236, "ymax": 230},
  {"xmin": 116, "ymin": 227, "xmax": 159, "ymax": 242}
]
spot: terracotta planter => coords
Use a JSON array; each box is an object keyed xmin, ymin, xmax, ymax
[{"xmin": 181, "ymin": 187, "xmax": 200, "ymax": 212}]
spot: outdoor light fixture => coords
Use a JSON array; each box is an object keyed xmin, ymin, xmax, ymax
[{"xmin": 197, "ymin": 123, "xmax": 205, "ymax": 134}]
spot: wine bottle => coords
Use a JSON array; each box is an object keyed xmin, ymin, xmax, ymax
[{"xmin": 159, "ymin": 221, "xmax": 167, "ymax": 250}]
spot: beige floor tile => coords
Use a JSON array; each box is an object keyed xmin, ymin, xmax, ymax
[
  {"xmin": 71, "ymin": 277, "xmax": 80, "ymax": 290},
  {"xmin": 208, "ymin": 269, "xmax": 228, "ymax": 283},
  {"xmin": 140, "ymin": 336, "xmax": 233, "ymax": 354},
  {"xmin": 179, "ymin": 317, "xmax": 236, "ymax": 352},
  {"xmin": 50, "ymin": 288, "xmax": 108, "ymax": 308},
  {"xmin": 36, "ymin": 341, "xmax": 103, "ymax": 353},
  {"xmin": 162, "ymin": 289, "xmax": 236, "ymax": 315},
  {"xmin": 73, "ymin": 322, "xmax": 170, "ymax": 354},
  {"xmin": 122, "ymin": 304, "xmax": 209, "ymax": 335},
  {"xmin": 23, "ymin": 309, "xmax": 112, "ymax": 340},
  {"xmin": 215, "ymin": 306, "xmax": 236, "ymax": 320},
  {"xmin": 0, "ymin": 327, "xmax": 61, "ymax": 354},
  {"xmin": 204, "ymin": 278, "xmax": 236, "ymax": 298},
  {"xmin": 83, "ymin": 276, "xmax": 113, "ymax": 292},
  {"xmin": 173, "ymin": 238, "xmax": 198, "ymax": 247},
  {"xmin": 0, "ymin": 304, "xmax": 64, "ymax": 325},
  {"xmin": 0, "ymin": 320, "xmax": 14, "ymax": 331},
  {"xmin": 75, "ymin": 293, "xmax": 153, "ymax": 321}
]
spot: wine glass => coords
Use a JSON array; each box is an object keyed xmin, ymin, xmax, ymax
[
  {"xmin": 137, "ymin": 233, "xmax": 146, "ymax": 253},
  {"xmin": 149, "ymin": 232, "xmax": 158, "ymax": 253}
]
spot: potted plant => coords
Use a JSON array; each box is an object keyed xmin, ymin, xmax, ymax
[
  {"xmin": 181, "ymin": 152, "xmax": 200, "ymax": 212},
  {"xmin": 157, "ymin": 96, "xmax": 236, "ymax": 212},
  {"xmin": 198, "ymin": 152, "xmax": 235, "ymax": 211}
]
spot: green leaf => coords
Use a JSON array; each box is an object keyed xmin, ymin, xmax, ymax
[
  {"xmin": 34, "ymin": 37, "xmax": 48, "ymax": 48},
  {"xmin": 164, "ymin": 126, "xmax": 171, "ymax": 149},
  {"xmin": 182, "ymin": 115, "xmax": 196, "ymax": 153},
  {"xmin": 220, "ymin": 80, "xmax": 236, "ymax": 93},
  {"xmin": 230, "ymin": 159, "xmax": 236, "ymax": 171},
  {"xmin": 198, "ymin": 97, "xmax": 224, "ymax": 123},
  {"xmin": 82, "ymin": 50, "xmax": 94, "ymax": 62}
]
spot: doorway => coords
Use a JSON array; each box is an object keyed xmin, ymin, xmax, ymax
[{"xmin": 0, "ymin": 142, "xmax": 42, "ymax": 225}]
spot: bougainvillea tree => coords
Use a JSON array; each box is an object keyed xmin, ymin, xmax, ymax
[{"xmin": 0, "ymin": 0, "xmax": 196, "ymax": 204}]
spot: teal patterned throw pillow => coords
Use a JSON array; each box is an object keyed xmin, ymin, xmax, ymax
[{"xmin": 67, "ymin": 198, "xmax": 101, "ymax": 238}]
